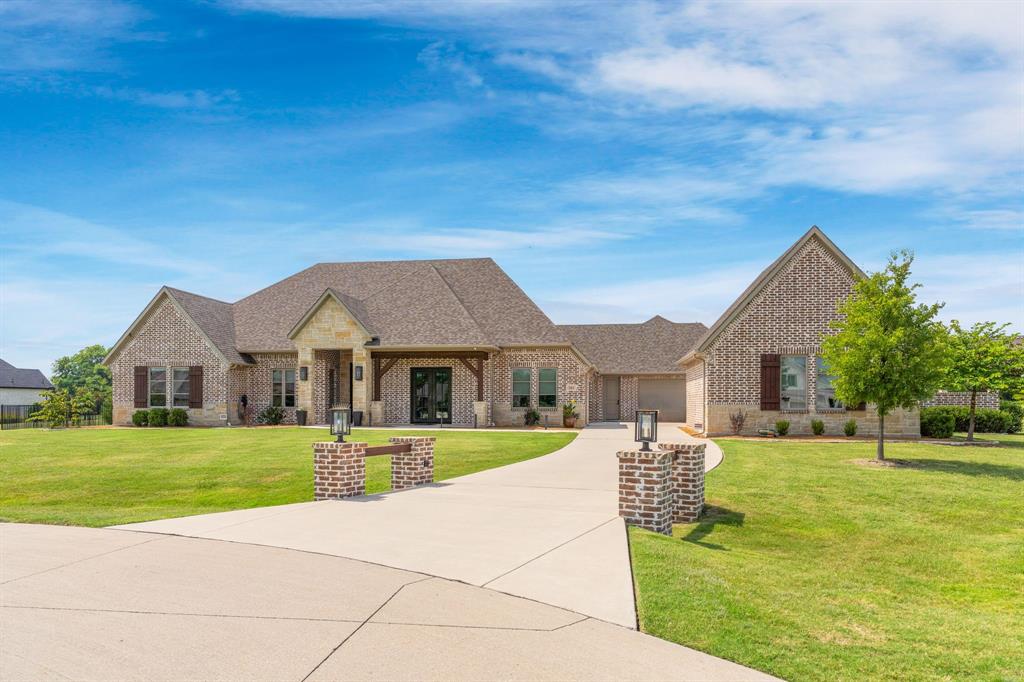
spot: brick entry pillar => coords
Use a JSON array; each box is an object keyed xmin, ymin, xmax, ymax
[
  {"xmin": 660, "ymin": 442, "xmax": 706, "ymax": 523},
  {"xmin": 616, "ymin": 449, "xmax": 674, "ymax": 535},
  {"xmin": 389, "ymin": 436, "xmax": 435, "ymax": 490},
  {"xmin": 313, "ymin": 441, "xmax": 367, "ymax": 499}
]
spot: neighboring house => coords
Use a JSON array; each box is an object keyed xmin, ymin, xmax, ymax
[
  {"xmin": 103, "ymin": 226, "xmax": 920, "ymax": 436},
  {"xmin": 0, "ymin": 359, "xmax": 53, "ymax": 405}
]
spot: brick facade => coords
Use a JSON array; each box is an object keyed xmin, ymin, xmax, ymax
[
  {"xmin": 389, "ymin": 436, "xmax": 436, "ymax": 490},
  {"xmin": 616, "ymin": 449, "xmax": 674, "ymax": 535},
  {"xmin": 313, "ymin": 441, "xmax": 366, "ymax": 500},
  {"xmin": 377, "ymin": 355, "xmax": 492, "ymax": 426},
  {"xmin": 660, "ymin": 442, "xmax": 706, "ymax": 523},
  {"xmin": 693, "ymin": 235, "xmax": 919, "ymax": 437},
  {"xmin": 922, "ymin": 390, "xmax": 1000, "ymax": 409},
  {"xmin": 490, "ymin": 348, "xmax": 590, "ymax": 427},
  {"xmin": 110, "ymin": 297, "xmax": 229, "ymax": 426}
]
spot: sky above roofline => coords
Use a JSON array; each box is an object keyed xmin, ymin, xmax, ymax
[{"xmin": 1, "ymin": 0, "xmax": 1021, "ymax": 374}]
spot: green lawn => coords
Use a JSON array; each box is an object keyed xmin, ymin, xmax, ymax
[
  {"xmin": 630, "ymin": 437, "xmax": 1023, "ymax": 682},
  {"xmin": 0, "ymin": 427, "xmax": 575, "ymax": 527}
]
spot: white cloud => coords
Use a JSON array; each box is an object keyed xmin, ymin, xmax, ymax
[{"xmin": 93, "ymin": 86, "xmax": 241, "ymax": 110}]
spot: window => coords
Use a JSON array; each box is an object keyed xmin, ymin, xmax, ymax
[
  {"xmin": 148, "ymin": 367, "xmax": 166, "ymax": 407},
  {"xmin": 815, "ymin": 357, "xmax": 843, "ymax": 410},
  {"xmin": 538, "ymin": 368, "xmax": 557, "ymax": 408},
  {"xmin": 780, "ymin": 355, "xmax": 806, "ymax": 410},
  {"xmin": 171, "ymin": 368, "xmax": 190, "ymax": 407},
  {"xmin": 512, "ymin": 368, "xmax": 531, "ymax": 408},
  {"xmin": 272, "ymin": 369, "xmax": 296, "ymax": 408}
]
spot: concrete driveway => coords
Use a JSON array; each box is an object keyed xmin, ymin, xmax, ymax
[
  {"xmin": 1, "ymin": 522, "xmax": 773, "ymax": 681},
  {"xmin": 113, "ymin": 422, "xmax": 722, "ymax": 629}
]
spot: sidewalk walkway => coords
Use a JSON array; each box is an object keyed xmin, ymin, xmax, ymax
[{"xmin": 114, "ymin": 423, "xmax": 722, "ymax": 629}]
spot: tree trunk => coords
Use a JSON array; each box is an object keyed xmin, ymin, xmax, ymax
[
  {"xmin": 967, "ymin": 390, "xmax": 977, "ymax": 442},
  {"xmin": 877, "ymin": 412, "xmax": 885, "ymax": 461}
]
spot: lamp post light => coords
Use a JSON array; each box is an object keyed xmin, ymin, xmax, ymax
[
  {"xmin": 331, "ymin": 406, "xmax": 352, "ymax": 443},
  {"xmin": 635, "ymin": 409, "xmax": 658, "ymax": 451}
]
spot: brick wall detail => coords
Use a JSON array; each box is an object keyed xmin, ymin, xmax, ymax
[
  {"xmin": 378, "ymin": 355, "xmax": 491, "ymax": 426},
  {"xmin": 389, "ymin": 436, "xmax": 435, "ymax": 490},
  {"xmin": 683, "ymin": 359, "xmax": 705, "ymax": 430},
  {"xmin": 110, "ymin": 297, "xmax": 228, "ymax": 426},
  {"xmin": 313, "ymin": 441, "xmax": 366, "ymax": 499},
  {"xmin": 617, "ymin": 449, "xmax": 674, "ymax": 535},
  {"xmin": 660, "ymin": 442, "xmax": 705, "ymax": 523},
  {"xmin": 922, "ymin": 391, "xmax": 1000, "ymax": 409},
  {"xmin": 491, "ymin": 348, "xmax": 589, "ymax": 426}
]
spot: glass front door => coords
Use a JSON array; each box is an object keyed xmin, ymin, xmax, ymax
[{"xmin": 411, "ymin": 367, "xmax": 452, "ymax": 424}]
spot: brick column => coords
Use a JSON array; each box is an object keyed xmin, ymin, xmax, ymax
[
  {"xmin": 389, "ymin": 436, "xmax": 435, "ymax": 490},
  {"xmin": 313, "ymin": 441, "xmax": 367, "ymax": 499},
  {"xmin": 659, "ymin": 442, "xmax": 706, "ymax": 523},
  {"xmin": 616, "ymin": 449, "xmax": 674, "ymax": 535}
]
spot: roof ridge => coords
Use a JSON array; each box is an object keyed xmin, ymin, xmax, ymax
[{"xmin": 164, "ymin": 285, "xmax": 233, "ymax": 306}]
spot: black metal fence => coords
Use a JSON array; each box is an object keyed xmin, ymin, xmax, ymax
[{"xmin": 0, "ymin": 404, "xmax": 104, "ymax": 430}]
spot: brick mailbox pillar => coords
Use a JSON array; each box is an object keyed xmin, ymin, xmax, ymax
[
  {"xmin": 616, "ymin": 449, "xmax": 674, "ymax": 535},
  {"xmin": 659, "ymin": 442, "xmax": 706, "ymax": 523},
  {"xmin": 313, "ymin": 441, "xmax": 368, "ymax": 500},
  {"xmin": 388, "ymin": 436, "xmax": 435, "ymax": 490}
]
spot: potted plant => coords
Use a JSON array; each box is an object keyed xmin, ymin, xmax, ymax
[{"xmin": 562, "ymin": 400, "xmax": 579, "ymax": 428}]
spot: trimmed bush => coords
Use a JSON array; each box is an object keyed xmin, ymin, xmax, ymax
[
  {"xmin": 811, "ymin": 419, "xmax": 825, "ymax": 436},
  {"xmin": 775, "ymin": 420, "xmax": 790, "ymax": 436},
  {"xmin": 168, "ymin": 408, "xmax": 189, "ymax": 427},
  {"xmin": 843, "ymin": 419, "xmax": 857, "ymax": 437},
  {"xmin": 920, "ymin": 408, "xmax": 955, "ymax": 439},
  {"xmin": 131, "ymin": 409, "xmax": 149, "ymax": 427},
  {"xmin": 524, "ymin": 409, "xmax": 541, "ymax": 426},
  {"xmin": 920, "ymin": 405, "xmax": 1014, "ymax": 434},
  {"xmin": 258, "ymin": 405, "xmax": 285, "ymax": 425},
  {"xmin": 1001, "ymin": 400, "xmax": 1022, "ymax": 434},
  {"xmin": 148, "ymin": 407, "xmax": 169, "ymax": 427}
]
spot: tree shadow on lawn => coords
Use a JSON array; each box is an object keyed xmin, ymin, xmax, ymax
[
  {"xmin": 680, "ymin": 505, "xmax": 745, "ymax": 551},
  {"xmin": 895, "ymin": 458, "xmax": 1024, "ymax": 481}
]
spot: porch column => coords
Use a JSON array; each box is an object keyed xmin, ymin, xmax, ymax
[{"xmin": 351, "ymin": 347, "xmax": 370, "ymax": 422}]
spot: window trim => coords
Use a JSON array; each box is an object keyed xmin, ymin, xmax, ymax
[
  {"xmin": 272, "ymin": 368, "xmax": 297, "ymax": 408},
  {"xmin": 779, "ymin": 355, "xmax": 808, "ymax": 412},
  {"xmin": 148, "ymin": 366, "xmax": 167, "ymax": 408},
  {"xmin": 171, "ymin": 367, "xmax": 190, "ymax": 408},
  {"xmin": 538, "ymin": 367, "xmax": 557, "ymax": 409},
  {"xmin": 511, "ymin": 368, "xmax": 531, "ymax": 409}
]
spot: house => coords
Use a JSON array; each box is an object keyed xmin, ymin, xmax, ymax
[
  {"xmin": 0, "ymin": 359, "xmax": 54, "ymax": 405},
  {"xmin": 103, "ymin": 226, "xmax": 920, "ymax": 437}
]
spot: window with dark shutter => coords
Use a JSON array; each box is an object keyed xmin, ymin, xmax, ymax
[
  {"xmin": 133, "ymin": 366, "xmax": 148, "ymax": 408},
  {"xmin": 760, "ymin": 354, "xmax": 780, "ymax": 411},
  {"xmin": 188, "ymin": 366, "xmax": 203, "ymax": 408}
]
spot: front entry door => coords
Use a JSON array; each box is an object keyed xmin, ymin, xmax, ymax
[
  {"xmin": 602, "ymin": 376, "xmax": 621, "ymax": 420},
  {"xmin": 410, "ymin": 368, "xmax": 452, "ymax": 424}
]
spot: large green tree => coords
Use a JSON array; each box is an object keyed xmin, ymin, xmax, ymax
[
  {"xmin": 821, "ymin": 251, "xmax": 947, "ymax": 460},
  {"xmin": 51, "ymin": 344, "xmax": 111, "ymax": 414},
  {"xmin": 945, "ymin": 321, "xmax": 1024, "ymax": 441}
]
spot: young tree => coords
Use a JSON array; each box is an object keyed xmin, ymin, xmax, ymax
[
  {"xmin": 51, "ymin": 344, "xmax": 111, "ymax": 416},
  {"xmin": 821, "ymin": 251, "xmax": 947, "ymax": 460},
  {"xmin": 945, "ymin": 321, "xmax": 1024, "ymax": 441},
  {"xmin": 28, "ymin": 390, "xmax": 71, "ymax": 428}
]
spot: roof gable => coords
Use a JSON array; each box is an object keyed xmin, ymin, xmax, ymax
[
  {"xmin": 288, "ymin": 289, "xmax": 376, "ymax": 340},
  {"xmin": 680, "ymin": 226, "xmax": 864, "ymax": 364}
]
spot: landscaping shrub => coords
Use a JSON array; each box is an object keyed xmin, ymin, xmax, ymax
[
  {"xmin": 920, "ymin": 408, "xmax": 955, "ymax": 439},
  {"xmin": 148, "ymin": 407, "xmax": 169, "ymax": 427},
  {"xmin": 920, "ymin": 406, "xmax": 1013, "ymax": 434},
  {"xmin": 1000, "ymin": 400, "xmax": 1022, "ymax": 434},
  {"xmin": 774, "ymin": 420, "xmax": 790, "ymax": 436},
  {"xmin": 811, "ymin": 419, "xmax": 825, "ymax": 436},
  {"xmin": 168, "ymin": 408, "xmax": 189, "ymax": 427},
  {"xmin": 524, "ymin": 408, "xmax": 541, "ymax": 426},
  {"xmin": 843, "ymin": 419, "xmax": 857, "ymax": 437},
  {"xmin": 729, "ymin": 410, "xmax": 746, "ymax": 435},
  {"xmin": 258, "ymin": 405, "xmax": 285, "ymax": 425},
  {"xmin": 131, "ymin": 409, "xmax": 149, "ymax": 427}
]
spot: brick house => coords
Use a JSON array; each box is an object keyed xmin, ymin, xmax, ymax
[{"xmin": 104, "ymin": 226, "xmax": 920, "ymax": 436}]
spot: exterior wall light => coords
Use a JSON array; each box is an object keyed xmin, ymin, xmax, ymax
[
  {"xmin": 331, "ymin": 406, "xmax": 352, "ymax": 443},
  {"xmin": 299, "ymin": 366, "xmax": 308, "ymax": 381},
  {"xmin": 635, "ymin": 409, "xmax": 658, "ymax": 451},
  {"xmin": 354, "ymin": 365, "xmax": 363, "ymax": 381}
]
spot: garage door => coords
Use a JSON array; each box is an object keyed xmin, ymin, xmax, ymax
[{"xmin": 637, "ymin": 378, "xmax": 686, "ymax": 422}]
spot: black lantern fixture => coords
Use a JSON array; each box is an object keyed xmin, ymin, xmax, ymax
[
  {"xmin": 635, "ymin": 409, "xmax": 658, "ymax": 451},
  {"xmin": 331, "ymin": 406, "xmax": 352, "ymax": 443}
]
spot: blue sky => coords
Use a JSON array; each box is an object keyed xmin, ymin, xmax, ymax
[{"xmin": 1, "ymin": 0, "xmax": 1022, "ymax": 374}]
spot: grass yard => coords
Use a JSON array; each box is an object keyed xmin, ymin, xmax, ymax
[
  {"xmin": 0, "ymin": 427, "xmax": 575, "ymax": 527},
  {"xmin": 630, "ymin": 437, "xmax": 1023, "ymax": 682}
]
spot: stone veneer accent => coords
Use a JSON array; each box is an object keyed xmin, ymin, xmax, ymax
[
  {"xmin": 313, "ymin": 441, "xmax": 366, "ymax": 500},
  {"xmin": 616, "ymin": 448, "xmax": 674, "ymax": 535},
  {"xmin": 389, "ymin": 436, "xmax": 436, "ymax": 490},
  {"xmin": 694, "ymin": 235, "xmax": 919, "ymax": 437},
  {"xmin": 922, "ymin": 390, "xmax": 1000, "ymax": 409},
  {"xmin": 660, "ymin": 442, "xmax": 705, "ymax": 523},
  {"xmin": 490, "ymin": 348, "xmax": 589, "ymax": 427},
  {"xmin": 110, "ymin": 297, "xmax": 229, "ymax": 426}
]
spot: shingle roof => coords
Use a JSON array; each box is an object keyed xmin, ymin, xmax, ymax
[
  {"xmin": 233, "ymin": 258, "xmax": 566, "ymax": 351},
  {"xmin": 559, "ymin": 316, "xmax": 707, "ymax": 374},
  {"xmin": 0, "ymin": 359, "xmax": 54, "ymax": 390},
  {"xmin": 164, "ymin": 288, "xmax": 249, "ymax": 365}
]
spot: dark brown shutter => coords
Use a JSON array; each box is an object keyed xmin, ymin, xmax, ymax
[
  {"xmin": 760, "ymin": 354, "xmax": 780, "ymax": 411},
  {"xmin": 188, "ymin": 366, "xmax": 203, "ymax": 408},
  {"xmin": 134, "ymin": 366, "xmax": 148, "ymax": 408}
]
